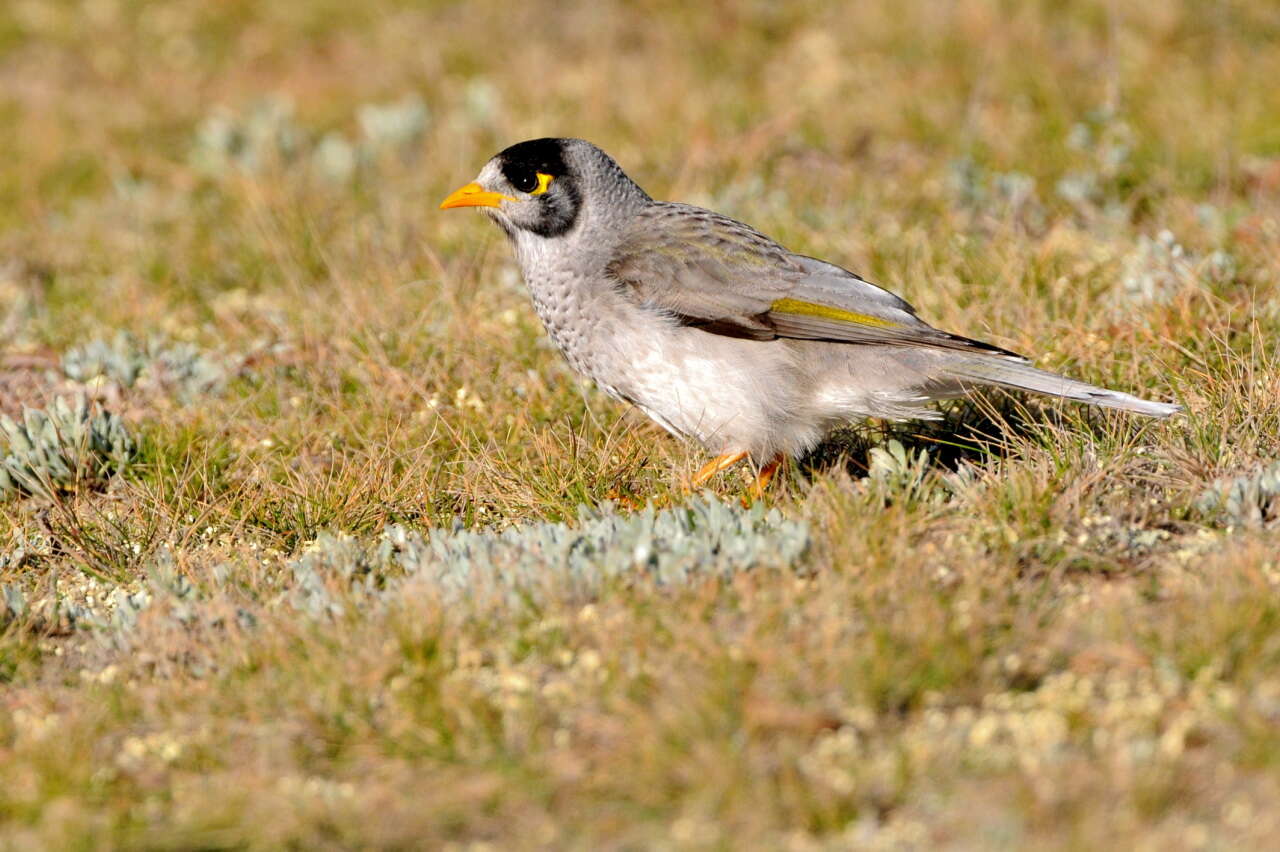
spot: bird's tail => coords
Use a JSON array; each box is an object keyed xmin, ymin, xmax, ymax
[{"xmin": 944, "ymin": 355, "xmax": 1181, "ymax": 418}]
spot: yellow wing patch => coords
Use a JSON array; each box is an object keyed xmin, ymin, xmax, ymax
[{"xmin": 770, "ymin": 298, "xmax": 900, "ymax": 329}]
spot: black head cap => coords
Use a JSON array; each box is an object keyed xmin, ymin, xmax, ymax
[
  {"xmin": 494, "ymin": 138, "xmax": 582, "ymax": 238},
  {"xmin": 497, "ymin": 138, "xmax": 570, "ymax": 193}
]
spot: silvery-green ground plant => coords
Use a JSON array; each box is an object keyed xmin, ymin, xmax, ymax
[
  {"xmin": 13, "ymin": 497, "xmax": 808, "ymax": 642},
  {"xmin": 0, "ymin": 397, "xmax": 135, "ymax": 501},
  {"xmin": 193, "ymin": 92, "xmax": 429, "ymax": 185},
  {"xmin": 291, "ymin": 496, "xmax": 809, "ymax": 617},
  {"xmin": 62, "ymin": 332, "xmax": 233, "ymax": 399},
  {"xmin": 1195, "ymin": 461, "xmax": 1280, "ymax": 528},
  {"xmin": 1117, "ymin": 229, "xmax": 1237, "ymax": 305}
]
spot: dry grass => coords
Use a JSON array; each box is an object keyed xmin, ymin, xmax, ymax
[{"xmin": 2, "ymin": 0, "xmax": 1280, "ymax": 847}]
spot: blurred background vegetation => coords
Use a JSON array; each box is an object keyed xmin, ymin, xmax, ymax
[{"xmin": 2, "ymin": 0, "xmax": 1280, "ymax": 847}]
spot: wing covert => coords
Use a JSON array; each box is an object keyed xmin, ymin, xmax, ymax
[{"xmin": 607, "ymin": 203, "xmax": 1021, "ymax": 357}]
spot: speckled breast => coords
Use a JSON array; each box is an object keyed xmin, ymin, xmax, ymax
[{"xmin": 524, "ymin": 271, "xmax": 607, "ymax": 381}]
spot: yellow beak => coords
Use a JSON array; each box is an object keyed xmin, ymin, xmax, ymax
[{"xmin": 439, "ymin": 182, "xmax": 513, "ymax": 210}]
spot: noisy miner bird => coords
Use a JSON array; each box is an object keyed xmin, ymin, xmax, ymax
[{"xmin": 441, "ymin": 138, "xmax": 1179, "ymax": 494}]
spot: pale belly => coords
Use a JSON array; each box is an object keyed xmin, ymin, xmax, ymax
[
  {"xmin": 586, "ymin": 322, "xmax": 813, "ymax": 458},
  {"xmin": 522, "ymin": 267, "xmax": 817, "ymax": 458}
]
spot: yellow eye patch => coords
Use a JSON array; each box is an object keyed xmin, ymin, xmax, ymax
[{"xmin": 531, "ymin": 172, "xmax": 554, "ymax": 195}]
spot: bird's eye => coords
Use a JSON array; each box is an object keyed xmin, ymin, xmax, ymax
[
  {"xmin": 511, "ymin": 172, "xmax": 554, "ymax": 195},
  {"xmin": 511, "ymin": 171, "xmax": 539, "ymax": 193}
]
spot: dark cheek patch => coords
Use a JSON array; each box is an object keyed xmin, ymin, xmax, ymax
[{"xmin": 527, "ymin": 181, "xmax": 581, "ymax": 238}]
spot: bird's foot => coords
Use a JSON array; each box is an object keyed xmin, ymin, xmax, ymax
[
  {"xmin": 751, "ymin": 455, "xmax": 784, "ymax": 497},
  {"xmin": 684, "ymin": 451, "xmax": 786, "ymax": 505},
  {"xmin": 741, "ymin": 455, "xmax": 785, "ymax": 507},
  {"xmin": 604, "ymin": 489, "xmax": 645, "ymax": 511},
  {"xmin": 685, "ymin": 450, "xmax": 749, "ymax": 492}
]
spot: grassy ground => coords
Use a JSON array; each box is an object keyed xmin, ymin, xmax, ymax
[{"xmin": 2, "ymin": 0, "xmax": 1280, "ymax": 847}]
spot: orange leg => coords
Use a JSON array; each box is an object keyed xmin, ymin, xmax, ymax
[
  {"xmin": 750, "ymin": 455, "xmax": 785, "ymax": 499},
  {"xmin": 689, "ymin": 450, "xmax": 749, "ymax": 490}
]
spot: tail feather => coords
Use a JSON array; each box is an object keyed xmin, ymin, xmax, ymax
[{"xmin": 947, "ymin": 356, "xmax": 1181, "ymax": 418}]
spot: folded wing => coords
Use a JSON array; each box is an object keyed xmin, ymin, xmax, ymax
[{"xmin": 607, "ymin": 202, "xmax": 1021, "ymax": 358}]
